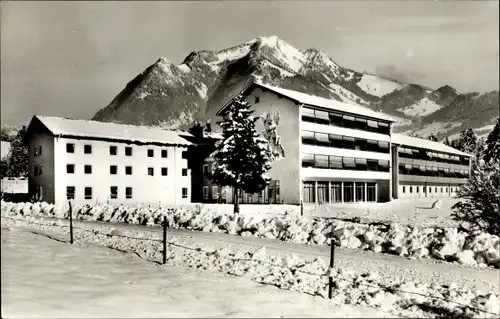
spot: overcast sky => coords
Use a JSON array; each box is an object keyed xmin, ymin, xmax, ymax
[{"xmin": 1, "ymin": 1, "xmax": 498, "ymax": 126}]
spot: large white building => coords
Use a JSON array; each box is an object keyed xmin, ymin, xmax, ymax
[
  {"xmin": 203, "ymin": 81, "xmax": 472, "ymax": 205},
  {"xmin": 23, "ymin": 115, "xmax": 193, "ymax": 205}
]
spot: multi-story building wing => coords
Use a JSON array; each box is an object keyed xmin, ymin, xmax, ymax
[
  {"xmin": 22, "ymin": 115, "xmax": 193, "ymax": 205},
  {"xmin": 391, "ymin": 133, "xmax": 471, "ymax": 199},
  {"xmin": 214, "ymin": 82, "xmax": 397, "ymax": 204},
  {"xmin": 211, "ymin": 81, "xmax": 472, "ymax": 205}
]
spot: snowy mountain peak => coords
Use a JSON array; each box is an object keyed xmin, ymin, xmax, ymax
[
  {"xmin": 92, "ymin": 36, "xmax": 498, "ymax": 140},
  {"xmin": 156, "ymin": 57, "xmax": 171, "ymax": 65}
]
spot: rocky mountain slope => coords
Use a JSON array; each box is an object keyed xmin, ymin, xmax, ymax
[{"xmin": 92, "ymin": 36, "xmax": 499, "ymax": 139}]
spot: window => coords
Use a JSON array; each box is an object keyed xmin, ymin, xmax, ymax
[
  {"xmin": 125, "ymin": 166, "xmax": 132, "ymax": 175},
  {"xmin": 429, "ymin": 187, "xmax": 432, "ymax": 193},
  {"xmin": 367, "ymin": 182, "xmax": 376, "ymax": 202},
  {"xmin": 314, "ymin": 155, "xmax": 329, "ymax": 169},
  {"xmin": 161, "ymin": 149, "xmax": 168, "ymax": 158},
  {"xmin": 329, "ymin": 156, "xmax": 343, "ymax": 169},
  {"xmin": 182, "ymin": 188, "xmax": 188, "ymax": 199},
  {"xmin": 255, "ymin": 96, "xmax": 260, "ymax": 104},
  {"xmin": 409, "ymin": 186, "xmax": 413, "ymax": 194},
  {"xmin": 110, "ymin": 186, "xmax": 118, "ymax": 199},
  {"xmin": 331, "ymin": 182, "xmax": 342, "ymax": 203},
  {"xmin": 66, "ymin": 143, "xmax": 75, "ymax": 153},
  {"xmin": 147, "ymin": 149, "xmax": 154, "ymax": 157},
  {"xmin": 315, "ymin": 133, "xmax": 330, "ymax": 147},
  {"xmin": 125, "ymin": 187, "xmax": 132, "ymax": 199},
  {"xmin": 34, "ymin": 165, "xmax": 42, "ymax": 176},
  {"xmin": 302, "ymin": 154, "xmax": 315, "ymax": 167},
  {"xmin": 212, "ymin": 186, "xmax": 219, "ymax": 199},
  {"xmin": 355, "ymin": 183, "xmax": 365, "ymax": 202},
  {"xmin": 84, "ymin": 144, "xmax": 92, "ymax": 154},
  {"xmin": 66, "ymin": 164, "xmax": 75, "ymax": 174},
  {"xmin": 203, "ymin": 164, "xmax": 210, "ymax": 174},
  {"xmin": 317, "ymin": 182, "xmax": 329, "ymax": 204},
  {"xmin": 446, "ymin": 187, "xmax": 448, "ymax": 192},
  {"xmin": 110, "ymin": 146, "xmax": 117, "ymax": 155},
  {"xmin": 402, "ymin": 186, "xmax": 406, "ymax": 193},
  {"xmin": 203, "ymin": 186, "xmax": 209, "ymax": 199},
  {"xmin": 355, "ymin": 158, "xmax": 367, "ymax": 170},
  {"xmin": 435, "ymin": 187, "xmax": 438, "ymax": 193},
  {"xmin": 355, "ymin": 138, "xmax": 367, "ymax": 151},
  {"xmin": 110, "ymin": 165, "xmax": 117, "ymax": 175},
  {"xmin": 366, "ymin": 140, "xmax": 378, "ymax": 152},
  {"xmin": 303, "ymin": 181, "xmax": 315, "ymax": 203},
  {"xmin": 161, "ymin": 167, "xmax": 168, "ymax": 176},
  {"xmin": 343, "ymin": 157, "xmax": 356, "ymax": 169},
  {"xmin": 342, "ymin": 136, "xmax": 356, "ymax": 150},
  {"xmin": 378, "ymin": 141, "xmax": 389, "ymax": 152},
  {"xmin": 378, "ymin": 160, "xmax": 390, "ymax": 172},
  {"xmin": 302, "ymin": 107, "xmax": 315, "ymax": 119},
  {"xmin": 329, "ymin": 134, "xmax": 343, "ymax": 148},
  {"xmin": 182, "ymin": 151, "xmax": 188, "ymax": 159},
  {"xmin": 34, "ymin": 145, "xmax": 42, "ymax": 156},
  {"xmin": 84, "ymin": 187, "xmax": 92, "ymax": 200},
  {"xmin": 440, "ymin": 187, "xmax": 443, "ymax": 193},
  {"xmin": 125, "ymin": 146, "xmax": 132, "ymax": 156},
  {"xmin": 315, "ymin": 110, "xmax": 330, "ymax": 123},
  {"xmin": 182, "ymin": 168, "xmax": 188, "ymax": 176},
  {"xmin": 66, "ymin": 186, "xmax": 75, "ymax": 200},
  {"xmin": 416, "ymin": 186, "xmax": 419, "ymax": 193},
  {"xmin": 301, "ymin": 131, "xmax": 316, "ymax": 145},
  {"xmin": 343, "ymin": 182, "xmax": 354, "ymax": 202},
  {"xmin": 84, "ymin": 165, "xmax": 92, "ymax": 174},
  {"xmin": 148, "ymin": 167, "xmax": 154, "ymax": 176}
]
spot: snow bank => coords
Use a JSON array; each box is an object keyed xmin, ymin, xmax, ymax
[
  {"xmin": 2, "ymin": 214, "xmax": 499, "ymax": 319},
  {"xmin": 2, "ymin": 201, "xmax": 499, "ymax": 268}
]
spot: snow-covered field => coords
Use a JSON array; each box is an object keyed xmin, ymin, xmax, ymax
[
  {"xmin": 357, "ymin": 74, "xmax": 403, "ymax": 97},
  {"xmin": 2, "ymin": 200, "xmax": 499, "ymax": 269},
  {"xmin": 1, "ymin": 178, "xmax": 28, "ymax": 194},
  {"xmin": 2, "ymin": 216, "xmax": 499, "ymax": 318},
  {"xmin": 398, "ymin": 98, "xmax": 443, "ymax": 117},
  {"xmin": 2, "ymin": 229, "xmax": 400, "ymax": 318}
]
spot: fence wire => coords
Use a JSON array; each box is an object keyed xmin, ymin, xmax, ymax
[{"xmin": 1, "ymin": 215, "xmax": 498, "ymax": 316}]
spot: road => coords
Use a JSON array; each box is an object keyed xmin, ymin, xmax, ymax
[{"xmin": 6, "ymin": 215, "xmax": 500, "ymax": 293}]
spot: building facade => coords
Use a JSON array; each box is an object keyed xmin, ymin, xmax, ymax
[
  {"xmin": 23, "ymin": 115, "xmax": 193, "ymax": 206},
  {"xmin": 207, "ymin": 81, "xmax": 472, "ymax": 205},
  {"xmin": 391, "ymin": 134, "xmax": 470, "ymax": 199}
]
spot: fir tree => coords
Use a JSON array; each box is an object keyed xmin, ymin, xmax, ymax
[
  {"xmin": 6, "ymin": 125, "xmax": 28, "ymax": 178},
  {"xmin": 452, "ymin": 127, "xmax": 477, "ymax": 154},
  {"xmin": 483, "ymin": 117, "xmax": 500, "ymax": 163},
  {"xmin": 443, "ymin": 137, "xmax": 451, "ymax": 146},
  {"xmin": 210, "ymin": 95, "xmax": 274, "ymax": 213},
  {"xmin": 427, "ymin": 133, "xmax": 438, "ymax": 142},
  {"xmin": 452, "ymin": 160, "xmax": 500, "ymax": 234}
]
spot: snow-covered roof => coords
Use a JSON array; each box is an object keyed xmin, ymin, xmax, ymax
[
  {"xmin": 204, "ymin": 132, "xmax": 223, "ymax": 140},
  {"xmin": 27, "ymin": 115, "xmax": 193, "ymax": 146},
  {"xmin": 217, "ymin": 82, "xmax": 396, "ymax": 122},
  {"xmin": 391, "ymin": 133, "xmax": 471, "ymax": 157}
]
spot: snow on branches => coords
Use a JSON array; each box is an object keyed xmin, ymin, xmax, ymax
[{"xmin": 260, "ymin": 111, "xmax": 285, "ymax": 160}]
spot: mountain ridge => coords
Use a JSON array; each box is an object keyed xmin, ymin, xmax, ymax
[{"xmin": 92, "ymin": 36, "xmax": 499, "ymax": 139}]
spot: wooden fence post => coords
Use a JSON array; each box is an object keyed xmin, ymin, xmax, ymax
[
  {"xmin": 69, "ymin": 201, "xmax": 73, "ymax": 245},
  {"xmin": 328, "ymin": 238, "xmax": 335, "ymax": 299},
  {"xmin": 162, "ymin": 215, "xmax": 167, "ymax": 264},
  {"xmin": 300, "ymin": 199, "xmax": 304, "ymax": 216}
]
